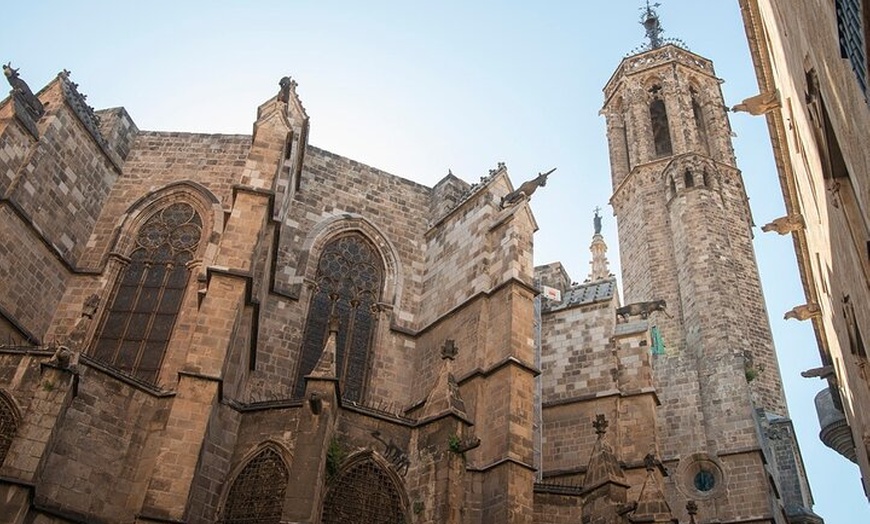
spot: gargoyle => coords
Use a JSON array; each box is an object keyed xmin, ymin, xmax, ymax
[
  {"xmin": 3, "ymin": 62, "xmax": 45, "ymax": 119},
  {"xmin": 500, "ymin": 168, "xmax": 556, "ymax": 208},
  {"xmin": 616, "ymin": 299, "xmax": 669, "ymax": 322},
  {"xmin": 732, "ymin": 89, "xmax": 780, "ymax": 116},
  {"xmin": 784, "ymin": 303, "xmax": 821, "ymax": 321},
  {"xmin": 761, "ymin": 214, "xmax": 804, "ymax": 235}
]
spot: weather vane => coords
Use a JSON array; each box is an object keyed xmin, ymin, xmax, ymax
[
  {"xmin": 629, "ymin": 1, "xmax": 688, "ymax": 54},
  {"xmin": 641, "ymin": 1, "xmax": 663, "ymax": 49}
]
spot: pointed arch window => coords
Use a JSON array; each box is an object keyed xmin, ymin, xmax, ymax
[
  {"xmin": 92, "ymin": 202, "xmax": 202, "ymax": 383},
  {"xmin": 0, "ymin": 393, "xmax": 19, "ymax": 466},
  {"xmin": 294, "ymin": 234, "xmax": 384, "ymax": 402},
  {"xmin": 684, "ymin": 170, "xmax": 695, "ymax": 188},
  {"xmin": 649, "ymin": 88, "xmax": 673, "ymax": 157},
  {"xmin": 221, "ymin": 448, "xmax": 289, "ymax": 524},
  {"xmin": 691, "ymin": 88, "xmax": 710, "ymax": 154},
  {"xmin": 321, "ymin": 457, "xmax": 407, "ymax": 523}
]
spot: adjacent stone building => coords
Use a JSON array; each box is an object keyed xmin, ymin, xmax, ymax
[
  {"xmin": 738, "ymin": 0, "xmax": 870, "ymax": 500},
  {"xmin": 0, "ymin": 6, "xmax": 821, "ymax": 523}
]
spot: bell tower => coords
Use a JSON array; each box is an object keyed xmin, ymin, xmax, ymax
[{"xmin": 601, "ymin": 4, "xmax": 820, "ymax": 522}]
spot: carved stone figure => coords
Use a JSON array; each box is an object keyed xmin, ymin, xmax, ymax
[
  {"xmin": 731, "ymin": 89, "xmax": 781, "ymax": 116},
  {"xmin": 761, "ymin": 214, "xmax": 804, "ymax": 235},
  {"xmin": 500, "ymin": 168, "xmax": 556, "ymax": 208},
  {"xmin": 784, "ymin": 303, "xmax": 821, "ymax": 321},
  {"xmin": 4, "ymin": 62, "xmax": 45, "ymax": 118},
  {"xmin": 616, "ymin": 299, "xmax": 669, "ymax": 322}
]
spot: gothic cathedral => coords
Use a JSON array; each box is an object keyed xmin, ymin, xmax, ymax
[{"xmin": 0, "ymin": 6, "xmax": 820, "ymax": 524}]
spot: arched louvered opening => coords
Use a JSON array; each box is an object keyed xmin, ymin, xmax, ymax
[
  {"xmin": 221, "ymin": 448, "xmax": 289, "ymax": 524},
  {"xmin": 92, "ymin": 202, "xmax": 203, "ymax": 383},
  {"xmin": 684, "ymin": 170, "xmax": 695, "ymax": 188},
  {"xmin": 294, "ymin": 233, "xmax": 384, "ymax": 402},
  {"xmin": 691, "ymin": 88, "xmax": 710, "ymax": 154},
  {"xmin": 321, "ymin": 456, "xmax": 407, "ymax": 524},
  {"xmin": 649, "ymin": 95, "xmax": 673, "ymax": 157},
  {"xmin": 0, "ymin": 392, "xmax": 19, "ymax": 466}
]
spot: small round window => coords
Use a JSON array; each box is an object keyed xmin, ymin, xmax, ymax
[{"xmin": 694, "ymin": 469, "xmax": 716, "ymax": 492}]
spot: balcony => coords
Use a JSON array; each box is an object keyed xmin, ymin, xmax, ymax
[{"xmin": 814, "ymin": 387, "xmax": 857, "ymax": 463}]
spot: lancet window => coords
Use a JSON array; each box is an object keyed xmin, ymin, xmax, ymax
[
  {"xmin": 294, "ymin": 234, "xmax": 384, "ymax": 402},
  {"xmin": 92, "ymin": 202, "xmax": 203, "ymax": 383}
]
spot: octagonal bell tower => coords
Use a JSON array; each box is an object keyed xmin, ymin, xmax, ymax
[{"xmin": 601, "ymin": 5, "xmax": 820, "ymax": 523}]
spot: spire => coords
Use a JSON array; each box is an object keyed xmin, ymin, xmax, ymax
[
  {"xmin": 417, "ymin": 339, "xmax": 470, "ymax": 423},
  {"xmin": 630, "ymin": 453, "xmax": 675, "ymax": 522},
  {"xmin": 584, "ymin": 414, "xmax": 625, "ymax": 487},
  {"xmin": 309, "ymin": 306, "xmax": 339, "ymax": 379},
  {"xmin": 587, "ymin": 207, "xmax": 612, "ymax": 282}
]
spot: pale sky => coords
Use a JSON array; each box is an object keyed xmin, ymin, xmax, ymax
[{"xmin": 3, "ymin": 1, "xmax": 866, "ymax": 521}]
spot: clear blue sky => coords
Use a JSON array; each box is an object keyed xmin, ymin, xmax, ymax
[{"xmin": 3, "ymin": 1, "xmax": 866, "ymax": 521}]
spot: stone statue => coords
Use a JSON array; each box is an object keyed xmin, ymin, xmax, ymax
[
  {"xmin": 593, "ymin": 206, "xmax": 603, "ymax": 235},
  {"xmin": 500, "ymin": 167, "xmax": 556, "ymax": 208},
  {"xmin": 3, "ymin": 62, "xmax": 45, "ymax": 119}
]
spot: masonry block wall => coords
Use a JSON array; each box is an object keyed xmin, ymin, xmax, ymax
[
  {"xmin": 603, "ymin": 43, "xmax": 816, "ymax": 522},
  {"xmin": 740, "ymin": 0, "xmax": 870, "ymax": 497}
]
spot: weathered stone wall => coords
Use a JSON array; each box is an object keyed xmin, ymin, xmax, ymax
[
  {"xmin": 0, "ymin": 351, "xmax": 169, "ymax": 523},
  {"xmin": 541, "ymin": 300, "xmax": 616, "ymax": 404},
  {"xmin": 532, "ymin": 492, "xmax": 583, "ymax": 523},
  {"xmin": 741, "ymin": 0, "xmax": 870, "ymax": 497}
]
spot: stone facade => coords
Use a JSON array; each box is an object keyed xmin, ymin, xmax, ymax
[
  {"xmin": 739, "ymin": 0, "xmax": 870, "ymax": 500},
  {"xmin": 0, "ymin": 10, "xmax": 820, "ymax": 523}
]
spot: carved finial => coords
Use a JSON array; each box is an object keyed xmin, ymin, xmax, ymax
[
  {"xmin": 641, "ymin": 2, "xmax": 664, "ymax": 49},
  {"xmin": 593, "ymin": 413, "xmax": 609, "ymax": 437},
  {"xmin": 82, "ymin": 293, "xmax": 100, "ymax": 319},
  {"xmin": 278, "ymin": 76, "xmax": 297, "ymax": 103},
  {"xmin": 686, "ymin": 500, "xmax": 698, "ymax": 521},
  {"xmin": 441, "ymin": 339, "xmax": 458, "ymax": 360},
  {"xmin": 643, "ymin": 452, "xmax": 656, "ymax": 471}
]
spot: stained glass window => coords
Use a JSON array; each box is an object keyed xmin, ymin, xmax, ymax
[
  {"xmin": 294, "ymin": 234, "xmax": 384, "ymax": 402},
  {"xmin": 222, "ymin": 448, "xmax": 289, "ymax": 524},
  {"xmin": 649, "ymin": 91, "xmax": 673, "ymax": 157},
  {"xmin": 0, "ymin": 393, "xmax": 18, "ymax": 466},
  {"xmin": 92, "ymin": 202, "xmax": 202, "ymax": 383},
  {"xmin": 321, "ymin": 458, "xmax": 406, "ymax": 524}
]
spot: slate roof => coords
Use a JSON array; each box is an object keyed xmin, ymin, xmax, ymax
[{"xmin": 542, "ymin": 277, "xmax": 616, "ymax": 313}]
